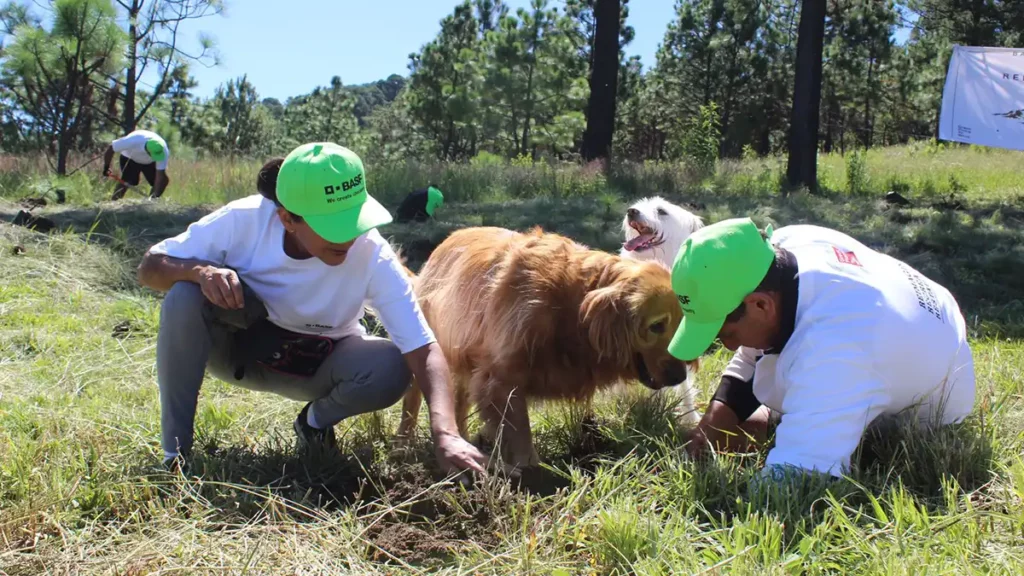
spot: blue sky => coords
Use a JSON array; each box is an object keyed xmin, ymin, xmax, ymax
[
  {"xmin": 172, "ymin": 0, "xmax": 677, "ymax": 100},
  {"xmin": 170, "ymin": 1, "xmax": 913, "ymax": 101}
]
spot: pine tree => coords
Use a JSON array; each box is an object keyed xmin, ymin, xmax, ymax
[
  {"xmin": 480, "ymin": 0, "xmax": 587, "ymax": 159},
  {"xmin": 406, "ymin": 1, "xmax": 484, "ymax": 161},
  {"xmin": 1, "ymin": 0, "xmax": 125, "ymax": 174},
  {"xmin": 283, "ymin": 76, "xmax": 359, "ymax": 150}
]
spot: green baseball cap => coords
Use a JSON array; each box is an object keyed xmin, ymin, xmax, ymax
[
  {"xmin": 275, "ymin": 142, "xmax": 392, "ymax": 243},
  {"xmin": 425, "ymin": 185, "xmax": 444, "ymax": 216},
  {"xmin": 145, "ymin": 139, "xmax": 166, "ymax": 162},
  {"xmin": 668, "ymin": 217, "xmax": 776, "ymax": 361}
]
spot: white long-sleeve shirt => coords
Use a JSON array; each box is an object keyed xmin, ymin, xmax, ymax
[{"xmin": 722, "ymin": 224, "xmax": 975, "ymax": 478}]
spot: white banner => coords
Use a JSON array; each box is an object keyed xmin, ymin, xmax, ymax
[{"xmin": 939, "ymin": 45, "xmax": 1024, "ymax": 151}]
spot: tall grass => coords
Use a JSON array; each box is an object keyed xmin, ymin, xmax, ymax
[
  {"xmin": 817, "ymin": 142, "xmax": 1024, "ymax": 200},
  {"xmin": 4, "ymin": 142, "xmax": 1023, "ymax": 209}
]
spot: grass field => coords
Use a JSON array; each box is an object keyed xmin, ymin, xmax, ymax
[{"xmin": 2, "ymin": 145, "xmax": 1024, "ymax": 574}]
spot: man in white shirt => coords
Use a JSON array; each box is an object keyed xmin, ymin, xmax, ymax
[
  {"xmin": 103, "ymin": 129, "xmax": 170, "ymax": 200},
  {"xmin": 667, "ymin": 217, "xmax": 976, "ymax": 480},
  {"xmin": 137, "ymin": 142, "xmax": 487, "ymax": 477}
]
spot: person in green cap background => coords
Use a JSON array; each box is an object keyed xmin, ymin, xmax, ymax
[
  {"xmin": 103, "ymin": 129, "xmax": 171, "ymax": 200},
  {"xmin": 137, "ymin": 142, "xmax": 488, "ymax": 477},
  {"xmin": 396, "ymin": 184, "xmax": 445, "ymax": 223},
  {"xmin": 668, "ymin": 217, "xmax": 976, "ymax": 480}
]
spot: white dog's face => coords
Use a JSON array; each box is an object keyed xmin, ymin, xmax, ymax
[{"xmin": 620, "ymin": 196, "xmax": 704, "ymax": 268}]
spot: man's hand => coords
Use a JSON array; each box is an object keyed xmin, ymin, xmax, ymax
[
  {"xmin": 684, "ymin": 401, "xmax": 771, "ymax": 458},
  {"xmin": 434, "ymin": 431, "xmax": 488, "ymax": 476},
  {"xmin": 684, "ymin": 424, "xmax": 713, "ymax": 459},
  {"xmin": 196, "ymin": 266, "xmax": 244, "ymax": 309}
]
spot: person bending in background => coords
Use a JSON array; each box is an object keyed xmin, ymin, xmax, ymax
[
  {"xmin": 103, "ymin": 129, "xmax": 171, "ymax": 201},
  {"xmin": 136, "ymin": 141, "xmax": 487, "ymax": 478},
  {"xmin": 395, "ymin": 185, "xmax": 445, "ymax": 223}
]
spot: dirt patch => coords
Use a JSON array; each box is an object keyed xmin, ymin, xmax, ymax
[
  {"xmin": 363, "ymin": 462, "xmax": 502, "ymax": 568},
  {"xmin": 367, "ymin": 522, "xmax": 459, "ymax": 566},
  {"xmin": 111, "ymin": 319, "xmax": 146, "ymax": 339}
]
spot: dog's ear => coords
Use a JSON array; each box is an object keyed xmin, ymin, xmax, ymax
[{"xmin": 579, "ymin": 285, "xmax": 633, "ymax": 366}]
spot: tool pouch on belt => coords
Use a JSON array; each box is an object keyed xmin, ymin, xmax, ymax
[{"xmin": 201, "ymin": 281, "xmax": 335, "ymax": 380}]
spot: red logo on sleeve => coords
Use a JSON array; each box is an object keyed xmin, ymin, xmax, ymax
[{"xmin": 833, "ymin": 246, "xmax": 862, "ymax": 266}]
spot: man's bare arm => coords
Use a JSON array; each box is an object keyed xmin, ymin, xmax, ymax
[
  {"xmin": 137, "ymin": 251, "xmax": 208, "ymax": 292},
  {"xmin": 102, "ymin": 145, "xmax": 115, "ymax": 176},
  {"xmin": 151, "ymin": 170, "xmax": 170, "ymax": 198}
]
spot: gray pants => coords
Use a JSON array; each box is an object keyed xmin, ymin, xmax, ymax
[{"xmin": 157, "ymin": 282, "xmax": 411, "ymax": 460}]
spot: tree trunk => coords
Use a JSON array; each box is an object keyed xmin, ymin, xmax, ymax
[
  {"xmin": 78, "ymin": 74, "xmax": 95, "ymax": 150},
  {"xmin": 970, "ymin": 0, "xmax": 983, "ymax": 45},
  {"xmin": 823, "ymin": 90, "xmax": 834, "ymax": 153},
  {"xmin": 521, "ymin": 65, "xmax": 535, "ymax": 158},
  {"xmin": 785, "ymin": 0, "xmax": 826, "ymax": 194},
  {"xmin": 57, "ymin": 79, "xmax": 77, "ymax": 176},
  {"xmin": 123, "ymin": 3, "xmax": 140, "ymax": 134},
  {"xmin": 106, "ymin": 80, "xmax": 120, "ymax": 121},
  {"xmin": 839, "ymin": 110, "xmax": 846, "ymax": 154},
  {"xmin": 863, "ymin": 56, "xmax": 875, "ymax": 148},
  {"xmin": 56, "ymin": 133, "xmax": 70, "ymax": 175},
  {"xmin": 444, "ymin": 118, "xmax": 455, "ymax": 161},
  {"xmin": 758, "ymin": 127, "xmax": 771, "ymax": 156},
  {"xmin": 581, "ymin": 0, "xmax": 620, "ymax": 163}
]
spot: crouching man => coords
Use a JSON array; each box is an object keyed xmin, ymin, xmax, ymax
[
  {"xmin": 137, "ymin": 142, "xmax": 487, "ymax": 477},
  {"xmin": 667, "ymin": 217, "xmax": 976, "ymax": 481}
]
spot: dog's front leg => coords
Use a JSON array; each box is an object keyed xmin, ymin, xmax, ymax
[
  {"xmin": 477, "ymin": 380, "xmax": 540, "ymax": 473},
  {"xmin": 496, "ymin": 385, "xmax": 541, "ymax": 471},
  {"xmin": 671, "ymin": 360, "xmax": 703, "ymax": 426}
]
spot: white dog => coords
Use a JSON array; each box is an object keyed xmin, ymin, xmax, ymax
[
  {"xmin": 620, "ymin": 196, "xmax": 705, "ymax": 269},
  {"xmin": 620, "ymin": 196, "xmax": 705, "ymax": 425}
]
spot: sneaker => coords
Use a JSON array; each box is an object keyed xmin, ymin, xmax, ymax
[
  {"xmin": 162, "ymin": 452, "xmax": 191, "ymax": 475},
  {"xmin": 294, "ymin": 402, "xmax": 338, "ymax": 454}
]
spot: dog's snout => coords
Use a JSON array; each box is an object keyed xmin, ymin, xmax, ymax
[
  {"xmin": 663, "ymin": 361, "xmax": 689, "ymax": 385},
  {"xmin": 626, "ymin": 208, "xmax": 639, "ymax": 219}
]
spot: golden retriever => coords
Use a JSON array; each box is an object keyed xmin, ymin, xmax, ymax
[{"xmin": 396, "ymin": 226, "xmax": 696, "ymax": 471}]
